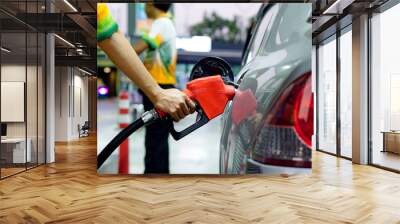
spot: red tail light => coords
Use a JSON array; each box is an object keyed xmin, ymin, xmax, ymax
[{"xmin": 265, "ymin": 72, "xmax": 313, "ymax": 147}]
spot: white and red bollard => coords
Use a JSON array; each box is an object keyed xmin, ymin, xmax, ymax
[{"xmin": 118, "ymin": 91, "xmax": 130, "ymax": 174}]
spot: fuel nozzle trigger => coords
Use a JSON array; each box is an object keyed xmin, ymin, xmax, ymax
[
  {"xmin": 168, "ymin": 75, "xmax": 236, "ymax": 140},
  {"xmin": 170, "ymin": 108, "xmax": 210, "ymax": 140}
]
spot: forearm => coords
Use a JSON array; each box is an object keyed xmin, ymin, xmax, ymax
[
  {"xmin": 98, "ymin": 31, "xmax": 161, "ymax": 103},
  {"xmin": 132, "ymin": 40, "xmax": 148, "ymax": 55}
]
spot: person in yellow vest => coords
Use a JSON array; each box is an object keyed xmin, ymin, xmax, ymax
[
  {"xmin": 98, "ymin": 3, "xmax": 191, "ymax": 173},
  {"xmin": 131, "ymin": 3, "xmax": 177, "ymax": 173},
  {"xmin": 97, "ymin": 3, "xmax": 195, "ymax": 125}
]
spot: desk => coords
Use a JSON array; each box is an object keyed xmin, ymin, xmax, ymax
[
  {"xmin": 382, "ymin": 131, "xmax": 400, "ymax": 154},
  {"xmin": 1, "ymin": 138, "xmax": 31, "ymax": 163}
]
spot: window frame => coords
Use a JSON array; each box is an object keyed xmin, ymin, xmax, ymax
[{"xmin": 242, "ymin": 4, "xmax": 279, "ymax": 66}]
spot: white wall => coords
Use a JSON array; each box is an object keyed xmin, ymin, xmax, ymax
[
  {"xmin": 1, "ymin": 65, "xmax": 30, "ymax": 138},
  {"xmin": 72, "ymin": 73, "xmax": 89, "ymax": 138},
  {"xmin": 1, "ymin": 65, "xmax": 26, "ymax": 81},
  {"xmin": 1, "ymin": 64, "xmax": 46, "ymax": 164},
  {"xmin": 54, "ymin": 67, "xmax": 89, "ymax": 141},
  {"xmin": 54, "ymin": 66, "xmax": 69, "ymax": 141}
]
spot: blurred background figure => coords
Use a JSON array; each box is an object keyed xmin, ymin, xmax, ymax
[
  {"xmin": 97, "ymin": 3, "xmax": 261, "ymax": 174},
  {"xmin": 132, "ymin": 3, "xmax": 177, "ymax": 174}
]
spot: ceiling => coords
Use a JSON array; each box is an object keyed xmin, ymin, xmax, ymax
[
  {"xmin": 0, "ymin": 0, "xmax": 96, "ymax": 73},
  {"xmin": 310, "ymin": 0, "xmax": 391, "ymax": 44}
]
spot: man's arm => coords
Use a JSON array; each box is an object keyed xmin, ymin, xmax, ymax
[
  {"xmin": 132, "ymin": 39, "xmax": 148, "ymax": 55},
  {"xmin": 97, "ymin": 3, "xmax": 194, "ymax": 120},
  {"xmin": 98, "ymin": 32, "xmax": 160, "ymax": 104},
  {"xmin": 98, "ymin": 31, "xmax": 194, "ymax": 121},
  {"xmin": 134, "ymin": 20, "xmax": 164, "ymax": 55}
]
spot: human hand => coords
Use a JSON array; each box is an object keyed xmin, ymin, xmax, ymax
[{"xmin": 152, "ymin": 88, "xmax": 196, "ymax": 121}]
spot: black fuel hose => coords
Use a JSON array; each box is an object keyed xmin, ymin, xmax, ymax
[{"xmin": 97, "ymin": 118, "xmax": 145, "ymax": 169}]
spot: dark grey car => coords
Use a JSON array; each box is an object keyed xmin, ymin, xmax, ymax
[{"xmin": 220, "ymin": 3, "xmax": 313, "ymax": 174}]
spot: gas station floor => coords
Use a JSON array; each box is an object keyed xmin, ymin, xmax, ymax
[{"xmin": 97, "ymin": 98, "xmax": 221, "ymax": 174}]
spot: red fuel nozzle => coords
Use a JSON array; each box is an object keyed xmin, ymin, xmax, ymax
[
  {"xmin": 157, "ymin": 75, "xmax": 235, "ymax": 120},
  {"xmin": 155, "ymin": 75, "xmax": 236, "ymax": 140},
  {"xmin": 183, "ymin": 75, "xmax": 235, "ymax": 120}
]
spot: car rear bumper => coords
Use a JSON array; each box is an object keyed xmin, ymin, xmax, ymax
[{"xmin": 247, "ymin": 158, "xmax": 311, "ymax": 175}]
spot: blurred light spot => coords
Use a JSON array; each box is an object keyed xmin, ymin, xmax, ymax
[
  {"xmin": 176, "ymin": 36, "xmax": 212, "ymax": 52},
  {"xmin": 98, "ymin": 86, "xmax": 109, "ymax": 96},
  {"xmin": 104, "ymin": 67, "xmax": 111, "ymax": 73}
]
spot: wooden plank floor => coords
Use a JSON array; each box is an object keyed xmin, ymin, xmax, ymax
[{"xmin": 1, "ymin": 135, "xmax": 400, "ymax": 223}]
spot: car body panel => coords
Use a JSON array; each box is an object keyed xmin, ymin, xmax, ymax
[{"xmin": 220, "ymin": 3, "xmax": 312, "ymax": 174}]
